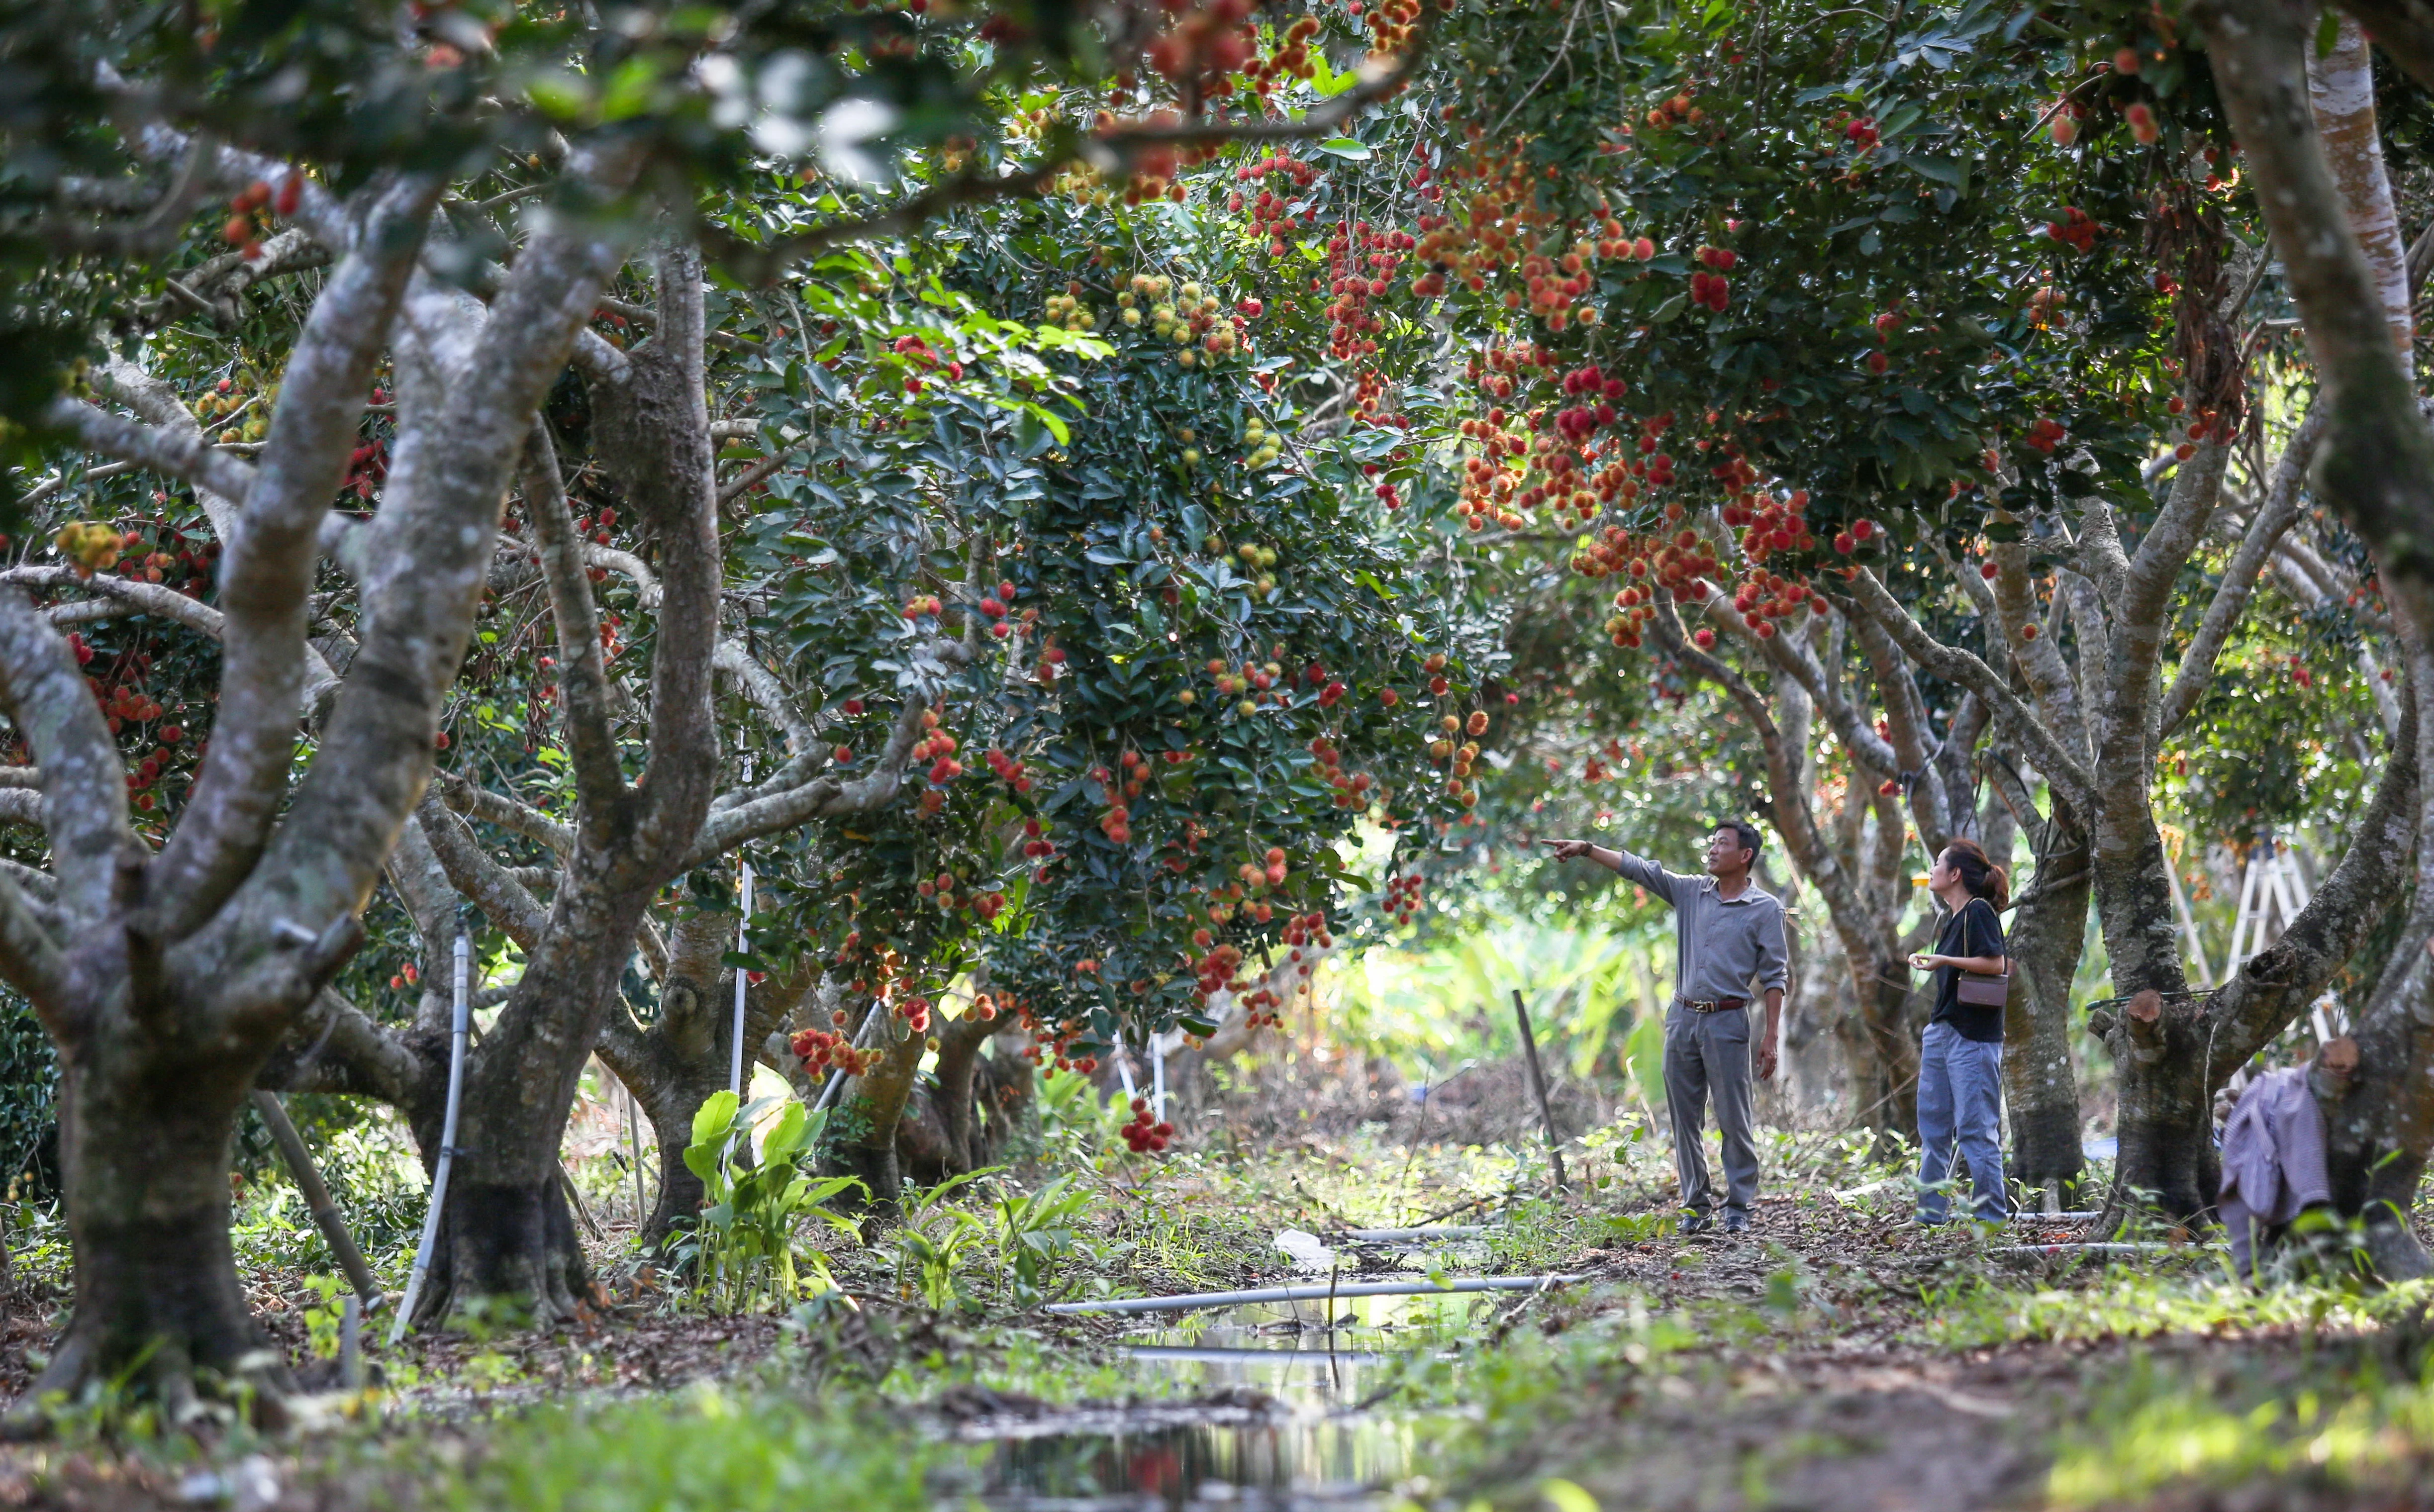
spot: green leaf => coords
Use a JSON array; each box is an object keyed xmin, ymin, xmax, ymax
[
  {"xmin": 1315, "ymin": 138, "xmax": 1372, "ymax": 160},
  {"xmin": 691, "ymin": 1089, "xmax": 740, "ymax": 1148},
  {"xmin": 761, "ymin": 1101, "xmax": 809, "ymax": 1164},
  {"xmin": 1899, "ymin": 154, "xmax": 1969, "ymax": 188},
  {"xmin": 2318, "ymin": 6, "xmax": 2342, "ymax": 56}
]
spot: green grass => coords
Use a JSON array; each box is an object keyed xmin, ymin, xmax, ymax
[
  {"xmin": 1915, "ymin": 1267, "xmax": 2434, "ymax": 1351},
  {"xmin": 408, "ymin": 1380, "xmax": 972, "ymax": 1512},
  {"xmin": 2047, "ymin": 1356, "xmax": 2434, "ymax": 1507}
]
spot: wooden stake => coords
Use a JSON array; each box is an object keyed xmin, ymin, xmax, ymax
[{"xmin": 1511, "ymin": 990, "xmax": 1567, "ymax": 1192}]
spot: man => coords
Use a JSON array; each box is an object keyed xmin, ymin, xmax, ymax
[{"xmin": 1547, "ymin": 822, "xmax": 1787, "ymax": 1234}]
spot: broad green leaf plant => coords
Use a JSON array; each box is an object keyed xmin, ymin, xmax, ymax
[{"xmin": 672, "ymin": 1092, "xmax": 862, "ymax": 1314}]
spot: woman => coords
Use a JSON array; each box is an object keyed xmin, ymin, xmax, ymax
[{"xmin": 1907, "ymin": 839, "xmax": 2010, "ymax": 1224}]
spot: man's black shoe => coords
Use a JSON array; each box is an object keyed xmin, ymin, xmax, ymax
[
  {"xmin": 1677, "ymin": 1211, "xmax": 1714, "ymax": 1236},
  {"xmin": 1722, "ymin": 1213, "xmax": 1751, "ymax": 1235}
]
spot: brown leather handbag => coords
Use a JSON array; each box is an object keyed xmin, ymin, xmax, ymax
[{"xmin": 1955, "ymin": 959, "xmax": 2012, "ymax": 1007}]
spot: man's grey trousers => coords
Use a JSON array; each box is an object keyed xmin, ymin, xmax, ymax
[{"xmin": 1663, "ymin": 1002, "xmax": 1758, "ymax": 1220}]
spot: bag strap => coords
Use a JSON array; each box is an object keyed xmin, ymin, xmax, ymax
[{"xmin": 1967, "ymin": 897, "xmax": 2009, "ymax": 978}]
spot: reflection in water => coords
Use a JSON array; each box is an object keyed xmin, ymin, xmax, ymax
[{"xmin": 974, "ymin": 1291, "xmax": 1482, "ymax": 1509}]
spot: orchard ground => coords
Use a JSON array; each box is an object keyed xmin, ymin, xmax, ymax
[{"xmin": 0, "ymin": 1031, "xmax": 2423, "ymax": 1512}]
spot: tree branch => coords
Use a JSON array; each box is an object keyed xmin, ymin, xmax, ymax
[
  {"xmin": 2200, "ymin": 0, "xmax": 2434, "ymax": 635},
  {"xmin": 683, "ymin": 667, "xmax": 949, "ymax": 864},
  {"xmin": 1987, "ymin": 540, "xmax": 2091, "ymax": 765},
  {"xmin": 2162, "ymin": 407, "xmax": 2326, "ymax": 738},
  {"xmin": 41, "ymin": 396, "xmax": 257, "ymax": 506},
  {"xmin": 1842, "ymin": 567, "xmax": 2093, "ymax": 802},
  {"xmin": 147, "ymin": 172, "xmax": 442, "ymax": 944},
  {"xmin": 1848, "ymin": 608, "xmax": 1954, "ymax": 852},
  {"xmin": 518, "ymin": 420, "xmax": 627, "ymax": 821},
  {"xmin": 616, "ymin": 243, "xmax": 725, "ymax": 872},
  {"xmin": 714, "ymin": 639, "xmax": 814, "ymax": 759},
  {"xmin": 0, "ymin": 588, "xmax": 134, "ymax": 933},
  {"xmin": 218, "ymin": 140, "xmax": 643, "ymax": 1002},
  {"xmin": 415, "ymin": 798, "xmax": 549, "ymax": 950},
  {"xmin": 432, "ymin": 770, "xmax": 575, "ymax": 856}
]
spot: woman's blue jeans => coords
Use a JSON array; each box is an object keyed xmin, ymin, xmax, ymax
[{"xmin": 1916, "ymin": 1020, "xmax": 2007, "ymax": 1223}]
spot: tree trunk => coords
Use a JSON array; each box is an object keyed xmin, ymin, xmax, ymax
[
  {"xmin": 2320, "ymin": 639, "xmax": 2434, "ymax": 1278},
  {"xmin": 37, "ymin": 1054, "xmax": 294, "ymax": 1421},
  {"xmin": 2308, "ymin": 14, "xmax": 2414, "ymax": 366},
  {"xmin": 2322, "ymin": 985, "xmax": 2434, "ymax": 1277},
  {"xmin": 2090, "ymin": 818, "xmax": 2207, "ymax": 1219},
  {"xmin": 2004, "ymin": 807, "xmax": 2091, "ymax": 1197},
  {"xmin": 823, "ymin": 1021, "xmax": 927, "ymax": 1209},
  {"xmin": 973, "ymin": 1030, "xmax": 1039, "ymax": 1166},
  {"xmin": 593, "ymin": 911, "xmax": 823, "ymax": 1248},
  {"xmin": 2095, "ymin": 989, "xmax": 2218, "ymax": 1222},
  {"xmin": 403, "ymin": 887, "xmax": 647, "ymax": 1328},
  {"xmin": 930, "ymin": 1010, "xmax": 1000, "ymax": 1172},
  {"xmin": 1855, "ymin": 953, "xmax": 1920, "ymax": 1146}
]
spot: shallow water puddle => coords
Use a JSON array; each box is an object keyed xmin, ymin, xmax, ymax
[{"xmin": 958, "ymin": 1291, "xmax": 1486, "ymax": 1510}]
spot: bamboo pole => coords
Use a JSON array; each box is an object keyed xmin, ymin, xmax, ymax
[
  {"xmin": 1511, "ymin": 990, "xmax": 1567, "ymax": 1191},
  {"xmin": 250, "ymin": 1090, "xmax": 383, "ymax": 1310}
]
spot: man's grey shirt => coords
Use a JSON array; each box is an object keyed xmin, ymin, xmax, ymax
[{"xmin": 1609, "ymin": 848, "xmax": 1790, "ymax": 1004}]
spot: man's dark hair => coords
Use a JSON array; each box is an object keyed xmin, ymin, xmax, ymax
[{"xmin": 1716, "ymin": 819, "xmax": 1763, "ymax": 858}]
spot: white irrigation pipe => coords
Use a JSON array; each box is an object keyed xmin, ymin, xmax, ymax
[
  {"xmin": 1045, "ymin": 1275, "xmax": 1580, "ymax": 1315},
  {"xmin": 1120, "ymin": 1345, "xmax": 1399, "ymax": 1366},
  {"xmin": 391, "ymin": 933, "xmax": 472, "ymax": 1344},
  {"xmin": 728, "ymin": 862, "xmax": 754, "ymax": 1096},
  {"xmin": 1991, "ymin": 1242, "xmax": 2217, "ymax": 1257},
  {"xmin": 812, "ymin": 998, "xmax": 888, "ymax": 1113},
  {"xmin": 1152, "ymin": 1034, "xmax": 1167, "ymax": 1124}
]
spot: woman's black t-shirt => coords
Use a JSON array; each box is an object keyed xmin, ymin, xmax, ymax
[{"xmin": 1929, "ymin": 896, "xmax": 2008, "ymax": 1043}]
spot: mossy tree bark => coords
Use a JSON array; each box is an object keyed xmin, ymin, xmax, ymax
[{"xmin": 0, "ymin": 154, "xmax": 638, "ymax": 1415}]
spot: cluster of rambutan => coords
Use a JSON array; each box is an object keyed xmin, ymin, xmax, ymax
[{"xmin": 1119, "ymin": 1099, "xmax": 1174, "ymax": 1153}]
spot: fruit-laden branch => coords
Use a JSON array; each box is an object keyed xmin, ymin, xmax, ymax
[
  {"xmin": 684, "ymin": 640, "xmax": 974, "ymax": 864},
  {"xmin": 706, "ymin": 9, "xmax": 1439, "ymax": 284},
  {"xmin": 517, "ymin": 422, "xmax": 627, "ymax": 825},
  {"xmin": 1707, "ymin": 592, "xmax": 1900, "ymax": 776},
  {"xmin": 2160, "ymin": 406, "xmax": 2327, "ymax": 738},
  {"xmin": 145, "ymin": 173, "xmax": 443, "ymax": 946},
  {"xmin": 2198, "ymin": 0, "xmax": 2434, "ymax": 634},
  {"xmin": 1841, "ymin": 567, "xmax": 2093, "ymax": 804},
  {"xmin": 0, "ymin": 567, "xmax": 342, "ymax": 708},
  {"xmin": 40, "ymin": 396, "xmax": 257, "ymax": 507}
]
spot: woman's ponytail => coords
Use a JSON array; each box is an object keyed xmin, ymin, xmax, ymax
[{"xmin": 1943, "ymin": 838, "xmax": 2009, "ymax": 912}]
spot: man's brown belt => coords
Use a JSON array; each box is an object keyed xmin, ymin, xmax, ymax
[{"xmin": 1679, "ymin": 997, "xmax": 1747, "ymax": 1013}]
